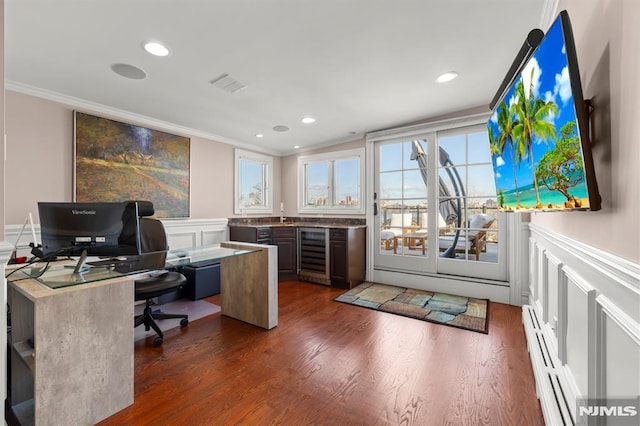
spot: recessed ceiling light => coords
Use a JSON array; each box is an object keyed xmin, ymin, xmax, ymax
[
  {"xmin": 144, "ymin": 42, "xmax": 170, "ymax": 57},
  {"xmin": 255, "ymin": 134, "xmax": 264, "ymax": 138},
  {"xmin": 301, "ymin": 117, "xmax": 316, "ymax": 124},
  {"xmin": 436, "ymin": 71, "xmax": 458, "ymax": 83},
  {"xmin": 294, "ymin": 145, "xmax": 300, "ymax": 149}
]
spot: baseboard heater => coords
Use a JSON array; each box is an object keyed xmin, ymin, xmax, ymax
[{"xmin": 522, "ymin": 305, "xmax": 576, "ymax": 426}]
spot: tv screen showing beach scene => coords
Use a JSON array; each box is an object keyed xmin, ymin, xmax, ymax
[{"xmin": 487, "ymin": 10, "xmax": 600, "ymax": 212}]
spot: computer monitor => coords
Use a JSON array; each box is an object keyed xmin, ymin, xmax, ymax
[{"xmin": 37, "ymin": 201, "xmax": 142, "ymax": 259}]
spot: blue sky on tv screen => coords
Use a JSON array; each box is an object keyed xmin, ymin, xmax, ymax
[{"xmin": 488, "ymin": 15, "xmax": 586, "ymax": 197}]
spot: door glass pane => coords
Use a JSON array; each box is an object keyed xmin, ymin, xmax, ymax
[
  {"xmin": 379, "ymin": 143, "xmax": 403, "ymax": 172},
  {"xmin": 380, "ymin": 171, "xmax": 403, "ymax": 200},
  {"xmin": 403, "ymin": 169, "xmax": 428, "ymax": 199},
  {"xmin": 439, "ymin": 134, "xmax": 466, "ymax": 165}
]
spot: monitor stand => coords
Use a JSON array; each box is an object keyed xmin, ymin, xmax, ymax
[{"xmin": 72, "ymin": 250, "xmax": 89, "ymax": 274}]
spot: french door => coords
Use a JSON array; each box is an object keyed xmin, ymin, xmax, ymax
[
  {"xmin": 370, "ymin": 121, "xmax": 508, "ymax": 282},
  {"xmin": 374, "ymin": 135, "xmax": 437, "ymax": 274}
]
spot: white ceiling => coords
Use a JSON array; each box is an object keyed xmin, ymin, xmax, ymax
[{"xmin": 5, "ymin": 0, "xmax": 551, "ymax": 156}]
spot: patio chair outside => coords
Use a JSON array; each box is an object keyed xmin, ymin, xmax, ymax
[{"xmin": 438, "ymin": 214, "xmax": 495, "ymax": 260}]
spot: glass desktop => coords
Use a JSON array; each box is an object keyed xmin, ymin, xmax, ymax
[
  {"xmin": 13, "ymin": 244, "xmax": 257, "ymax": 289},
  {"xmin": 165, "ymin": 245, "xmax": 254, "ymax": 268}
]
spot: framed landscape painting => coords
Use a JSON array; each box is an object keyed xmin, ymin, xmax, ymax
[{"xmin": 74, "ymin": 111, "xmax": 190, "ymax": 218}]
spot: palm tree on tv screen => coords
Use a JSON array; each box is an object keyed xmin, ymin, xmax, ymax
[
  {"xmin": 496, "ymin": 99, "xmax": 521, "ymax": 208},
  {"xmin": 512, "ymin": 70, "xmax": 558, "ymax": 208}
]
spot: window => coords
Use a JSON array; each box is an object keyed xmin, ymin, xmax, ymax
[
  {"xmin": 298, "ymin": 148, "xmax": 365, "ymax": 214},
  {"xmin": 234, "ymin": 149, "xmax": 273, "ymax": 214}
]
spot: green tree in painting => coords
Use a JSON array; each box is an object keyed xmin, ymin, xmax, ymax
[
  {"xmin": 536, "ymin": 121, "xmax": 584, "ymax": 207},
  {"xmin": 496, "ymin": 99, "xmax": 522, "ymax": 208},
  {"xmin": 512, "ymin": 70, "xmax": 558, "ymax": 208}
]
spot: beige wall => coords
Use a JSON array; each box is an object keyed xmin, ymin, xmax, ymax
[
  {"xmin": 5, "ymin": 90, "xmax": 281, "ymax": 223},
  {"xmin": 530, "ymin": 0, "xmax": 639, "ymax": 262}
]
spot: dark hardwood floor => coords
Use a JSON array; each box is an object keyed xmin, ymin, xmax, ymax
[{"xmin": 99, "ymin": 281, "xmax": 544, "ymax": 425}]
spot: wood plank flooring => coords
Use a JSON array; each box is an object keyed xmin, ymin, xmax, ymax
[{"xmin": 98, "ymin": 281, "xmax": 544, "ymax": 425}]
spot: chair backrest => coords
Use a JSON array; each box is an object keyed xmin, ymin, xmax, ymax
[
  {"xmin": 420, "ymin": 212, "xmax": 447, "ymax": 229},
  {"xmin": 118, "ymin": 201, "xmax": 140, "ymax": 248},
  {"xmin": 468, "ymin": 214, "xmax": 495, "ymax": 237},
  {"xmin": 389, "ymin": 213, "xmax": 413, "ymax": 228},
  {"xmin": 139, "ymin": 217, "xmax": 169, "ymax": 253}
]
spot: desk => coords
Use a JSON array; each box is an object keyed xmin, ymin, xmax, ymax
[
  {"xmin": 8, "ymin": 271, "xmax": 134, "ymax": 426},
  {"xmin": 7, "ymin": 241, "xmax": 276, "ymax": 425},
  {"xmin": 168, "ymin": 242, "xmax": 278, "ymax": 330}
]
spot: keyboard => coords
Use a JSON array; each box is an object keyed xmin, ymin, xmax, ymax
[{"xmin": 86, "ymin": 258, "xmax": 129, "ymax": 268}]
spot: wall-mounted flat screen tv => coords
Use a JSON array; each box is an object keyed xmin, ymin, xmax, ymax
[{"xmin": 487, "ymin": 10, "xmax": 601, "ymax": 212}]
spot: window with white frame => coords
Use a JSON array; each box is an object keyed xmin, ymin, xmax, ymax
[
  {"xmin": 298, "ymin": 148, "xmax": 365, "ymax": 214},
  {"xmin": 234, "ymin": 149, "xmax": 273, "ymax": 214}
]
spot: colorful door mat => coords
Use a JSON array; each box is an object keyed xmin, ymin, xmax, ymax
[{"xmin": 335, "ymin": 282, "xmax": 489, "ymax": 334}]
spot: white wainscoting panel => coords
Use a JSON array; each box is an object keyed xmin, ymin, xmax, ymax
[
  {"xmin": 596, "ymin": 295, "xmax": 640, "ymax": 399},
  {"xmin": 524, "ymin": 224, "xmax": 640, "ymax": 425},
  {"xmin": 543, "ymin": 252, "xmax": 562, "ymax": 345},
  {"xmin": 562, "ymin": 267, "xmax": 596, "ymax": 409},
  {"xmin": 152, "ymin": 219, "xmax": 228, "ymax": 250}
]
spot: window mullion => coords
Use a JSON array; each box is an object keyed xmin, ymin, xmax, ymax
[{"xmin": 329, "ymin": 160, "xmax": 334, "ymax": 207}]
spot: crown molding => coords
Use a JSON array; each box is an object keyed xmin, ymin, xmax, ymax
[
  {"xmin": 539, "ymin": 0, "xmax": 560, "ymax": 30},
  {"xmin": 5, "ymin": 80, "xmax": 283, "ymax": 157}
]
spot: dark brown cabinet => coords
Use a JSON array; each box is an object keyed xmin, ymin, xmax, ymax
[
  {"xmin": 229, "ymin": 224, "xmax": 365, "ymax": 287},
  {"xmin": 329, "ymin": 227, "xmax": 365, "ymax": 288},
  {"xmin": 229, "ymin": 226, "xmax": 272, "ymax": 245},
  {"xmin": 272, "ymin": 227, "xmax": 298, "ymax": 280},
  {"xmin": 229, "ymin": 225, "xmax": 297, "ymax": 281}
]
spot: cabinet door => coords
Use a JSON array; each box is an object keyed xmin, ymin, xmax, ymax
[
  {"xmin": 330, "ymin": 239, "xmax": 348, "ymax": 286},
  {"xmin": 230, "ymin": 226, "xmax": 272, "ymax": 244},
  {"xmin": 276, "ymin": 238, "xmax": 297, "ymax": 274},
  {"xmin": 273, "ymin": 227, "xmax": 297, "ymax": 277},
  {"xmin": 229, "ymin": 226, "xmax": 258, "ymax": 243}
]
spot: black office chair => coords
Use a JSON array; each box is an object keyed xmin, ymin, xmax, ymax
[{"xmin": 132, "ymin": 201, "xmax": 189, "ymax": 347}]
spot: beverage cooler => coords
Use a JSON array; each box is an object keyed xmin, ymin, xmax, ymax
[{"xmin": 297, "ymin": 227, "xmax": 330, "ymax": 285}]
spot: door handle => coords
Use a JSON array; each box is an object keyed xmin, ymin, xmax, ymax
[{"xmin": 373, "ymin": 192, "xmax": 378, "ymax": 216}]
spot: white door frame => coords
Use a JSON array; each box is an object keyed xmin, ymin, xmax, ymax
[{"xmin": 365, "ymin": 113, "xmax": 526, "ymax": 304}]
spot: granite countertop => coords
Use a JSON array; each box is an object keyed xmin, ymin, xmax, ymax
[
  {"xmin": 228, "ymin": 216, "xmax": 366, "ymax": 229},
  {"xmin": 228, "ymin": 222, "xmax": 366, "ymax": 229}
]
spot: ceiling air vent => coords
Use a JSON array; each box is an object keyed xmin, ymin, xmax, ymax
[{"xmin": 209, "ymin": 73, "xmax": 246, "ymax": 93}]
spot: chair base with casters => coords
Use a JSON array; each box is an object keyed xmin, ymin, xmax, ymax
[{"xmin": 134, "ymin": 271, "xmax": 189, "ymax": 347}]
